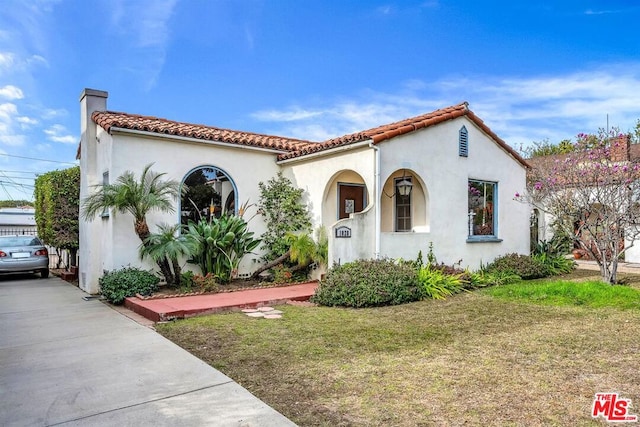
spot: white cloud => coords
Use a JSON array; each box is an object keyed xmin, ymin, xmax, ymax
[
  {"xmin": 44, "ymin": 124, "xmax": 76, "ymax": 144},
  {"xmin": 16, "ymin": 116, "xmax": 38, "ymax": 128},
  {"xmin": 41, "ymin": 108, "xmax": 67, "ymax": 119},
  {"xmin": 252, "ymin": 108, "xmax": 323, "ymax": 122},
  {"xmin": 109, "ymin": 0, "xmax": 177, "ymax": 90},
  {"xmin": 0, "ymin": 52, "xmax": 15, "ymax": 69},
  {"xmin": 0, "ymin": 135, "xmax": 26, "ymax": 146},
  {"xmin": 0, "ymin": 85, "xmax": 24, "ymax": 100},
  {"xmin": 249, "ymin": 63, "xmax": 640, "ymax": 148}
]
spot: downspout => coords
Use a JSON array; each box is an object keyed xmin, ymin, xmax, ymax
[{"xmin": 369, "ymin": 141, "xmax": 381, "ymax": 259}]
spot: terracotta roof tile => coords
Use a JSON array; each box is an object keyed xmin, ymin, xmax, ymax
[
  {"xmin": 89, "ymin": 105, "xmax": 528, "ymax": 168},
  {"xmin": 92, "ymin": 111, "xmax": 317, "ymax": 152},
  {"xmin": 277, "ymin": 102, "xmax": 529, "ymax": 167}
]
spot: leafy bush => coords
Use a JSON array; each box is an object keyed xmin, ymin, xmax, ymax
[
  {"xmin": 485, "ymin": 253, "xmax": 548, "ymax": 280},
  {"xmin": 180, "ymin": 270, "xmax": 195, "ymax": 292},
  {"xmin": 417, "ymin": 266, "xmax": 465, "ymax": 299},
  {"xmin": 178, "ymin": 271, "xmax": 219, "ymax": 293},
  {"xmin": 192, "ymin": 273, "xmax": 219, "ymax": 292},
  {"xmin": 311, "ymin": 259, "xmax": 423, "ymax": 307},
  {"xmin": 99, "ymin": 267, "xmax": 160, "ymax": 305},
  {"xmin": 258, "ymin": 172, "xmax": 312, "ymax": 261},
  {"xmin": 532, "ymin": 253, "xmax": 576, "ymax": 276}
]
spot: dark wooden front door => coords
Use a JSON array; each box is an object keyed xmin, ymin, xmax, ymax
[{"xmin": 338, "ymin": 184, "xmax": 366, "ymax": 219}]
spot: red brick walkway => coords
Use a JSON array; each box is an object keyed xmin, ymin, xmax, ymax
[{"xmin": 124, "ymin": 281, "xmax": 318, "ymax": 322}]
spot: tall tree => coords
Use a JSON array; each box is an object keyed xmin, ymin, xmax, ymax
[
  {"xmin": 81, "ymin": 164, "xmax": 181, "ymax": 284},
  {"xmin": 520, "ymin": 130, "xmax": 640, "ymax": 283}
]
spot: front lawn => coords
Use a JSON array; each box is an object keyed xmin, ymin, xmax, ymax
[{"xmin": 156, "ymin": 270, "xmax": 640, "ymax": 426}]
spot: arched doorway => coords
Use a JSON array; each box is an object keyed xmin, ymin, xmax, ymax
[{"xmin": 180, "ymin": 166, "xmax": 236, "ymax": 225}]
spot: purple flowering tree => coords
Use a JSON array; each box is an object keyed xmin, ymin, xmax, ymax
[{"xmin": 517, "ymin": 130, "xmax": 640, "ymax": 283}]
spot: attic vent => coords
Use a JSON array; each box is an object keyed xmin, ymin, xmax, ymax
[{"xmin": 459, "ymin": 126, "xmax": 468, "ymax": 157}]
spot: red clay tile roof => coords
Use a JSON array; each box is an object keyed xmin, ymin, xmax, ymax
[
  {"xmin": 277, "ymin": 102, "xmax": 529, "ymax": 167},
  {"xmin": 92, "ymin": 111, "xmax": 317, "ymax": 152},
  {"xmin": 89, "ymin": 105, "xmax": 528, "ymax": 168}
]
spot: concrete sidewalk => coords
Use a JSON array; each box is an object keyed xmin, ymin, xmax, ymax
[
  {"xmin": 575, "ymin": 259, "xmax": 640, "ymax": 274},
  {"xmin": 0, "ymin": 275, "xmax": 296, "ymax": 426}
]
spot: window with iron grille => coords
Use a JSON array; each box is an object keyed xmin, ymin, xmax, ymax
[{"xmin": 395, "ymin": 177, "xmax": 412, "ymax": 232}]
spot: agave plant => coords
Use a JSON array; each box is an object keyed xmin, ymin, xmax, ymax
[{"xmin": 186, "ymin": 213, "xmax": 261, "ymax": 283}]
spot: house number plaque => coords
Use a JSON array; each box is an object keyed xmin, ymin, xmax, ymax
[{"xmin": 335, "ymin": 226, "xmax": 352, "ymax": 238}]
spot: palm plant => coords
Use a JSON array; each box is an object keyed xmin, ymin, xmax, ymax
[
  {"xmin": 139, "ymin": 223, "xmax": 194, "ymax": 287},
  {"xmin": 82, "ymin": 164, "xmax": 181, "ymax": 283},
  {"xmin": 250, "ymin": 227, "xmax": 328, "ymax": 279}
]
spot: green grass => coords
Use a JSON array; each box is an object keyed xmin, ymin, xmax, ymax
[
  {"xmin": 157, "ymin": 270, "xmax": 640, "ymax": 426},
  {"xmin": 484, "ymin": 279, "xmax": 640, "ymax": 310}
]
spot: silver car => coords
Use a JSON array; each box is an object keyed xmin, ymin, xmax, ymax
[{"xmin": 0, "ymin": 235, "xmax": 49, "ymax": 278}]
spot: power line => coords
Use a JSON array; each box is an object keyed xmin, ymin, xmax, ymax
[
  {"xmin": 0, "ymin": 153, "xmax": 77, "ymax": 165},
  {"xmin": 0, "ymin": 181, "xmax": 35, "ymax": 188},
  {"xmin": 0, "ymin": 170, "xmax": 40, "ymax": 174},
  {"xmin": 0, "ymin": 175, "xmax": 38, "ymax": 180}
]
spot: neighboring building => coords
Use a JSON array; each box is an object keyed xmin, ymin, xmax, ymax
[
  {"xmin": 0, "ymin": 207, "xmax": 37, "ymax": 235},
  {"xmin": 528, "ymin": 135, "xmax": 640, "ymax": 263},
  {"xmin": 78, "ymin": 88, "xmax": 531, "ymax": 294}
]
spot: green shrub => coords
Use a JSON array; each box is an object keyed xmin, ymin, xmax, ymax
[
  {"xmin": 469, "ymin": 270, "xmax": 521, "ymax": 287},
  {"xmin": 417, "ymin": 265, "xmax": 465, "ymax": 299},
  {"xmin": 532, "ymin": 253, "xmax": 576, "ymax": 276},
  {"xmin": 99, "ymin": 267, "xmax": 160, "ymax": 305},
  {"xmin": 180, "ymin": 271, "xmax": 196, "ymax": 292},
  {"xmin": 311, "ymin": 259, "xmax": 423, "ymax": 307},
  {"xmin": 485, "ymin": 253, "xmax": 548, "ymax": 280}
]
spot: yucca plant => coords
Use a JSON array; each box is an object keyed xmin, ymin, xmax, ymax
[{"xmin": 417, "ymin": 265, "xmax": 465, "ymax": 300}]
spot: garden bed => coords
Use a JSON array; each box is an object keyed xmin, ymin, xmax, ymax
[{"xmin": 138, "ymin": 279, "xmax": 311, "ymax": 300}]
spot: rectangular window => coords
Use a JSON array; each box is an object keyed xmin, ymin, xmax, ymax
[
  {"xmin": 395, "ymin": 177, "xmax": 412, "ymax": 232},
  {"xmin": 468, "ymin": 180, "xmax": 496, "ymax": 237}
]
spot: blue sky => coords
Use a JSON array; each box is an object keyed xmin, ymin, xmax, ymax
[{"xmin": 1, "ymin": 0, "xmax": 640, "ymax": 201}]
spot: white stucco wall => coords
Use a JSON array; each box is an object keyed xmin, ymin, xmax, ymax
[
  {"xmin": 282, "ymin": 146, "xmax": 375, "ymax": 230},
  {"xmin": 374, "ymin": 117, "xmax": 529, "ymax": 269},
  {"xmin": 80, "ymin": 122, "xmax": 282, "ymax": 292},
  {"xmin": 80, "ymin": 91, "xmax": 529, "ymax": 291},
  {"xmin": 79, "ymin": 89, "xmax": 109, "ymax": 293}
]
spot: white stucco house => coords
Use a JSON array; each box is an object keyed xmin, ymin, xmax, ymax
[{"xmin": 78, "ymin": 88, "xmax": 530, "ymax": 294}]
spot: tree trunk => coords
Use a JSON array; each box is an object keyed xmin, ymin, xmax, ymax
[
  {"xmin": 159, "ymin": 257, "xmax": 174, "ymax": 286},
  {"xmin": 172, "ymin": 258, "xmax": 182, "ymax": 288},
  {"xmin": 251, "ymin": 250, "xmax": 291, "ymax": 279}
]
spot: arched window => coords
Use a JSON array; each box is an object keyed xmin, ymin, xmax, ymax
[
  {"xmin": 180, "ymin": 166, "xmax": 236, "ymax": 225},
  {"xmin": 459, "ymin": 126, "xmax": 468, "ymax": 157}
]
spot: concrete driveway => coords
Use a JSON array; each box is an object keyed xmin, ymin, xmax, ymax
[{"xmin": 0, "ymin": 275, "xmax": 296, "ymax": 426}]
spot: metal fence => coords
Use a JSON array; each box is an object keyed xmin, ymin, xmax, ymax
[{"xmin": 0, "ymin": 228, "xmax": 38, "ymax": 236}]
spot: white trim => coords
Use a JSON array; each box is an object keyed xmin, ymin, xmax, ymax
[
  {"xmin": 370, "ymin": 142, "xmax": 381, "ymax": 258},
  {"xmin": 109, "ymin": 127, "xmax": 289, "ymax": 154}
]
